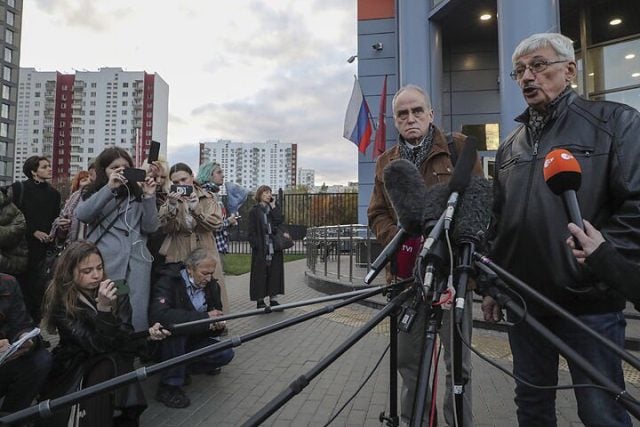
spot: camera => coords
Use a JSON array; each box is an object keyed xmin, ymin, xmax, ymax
[{"xmin": 170, "ymin": 184, "xmax": 194, "ymax": 196}]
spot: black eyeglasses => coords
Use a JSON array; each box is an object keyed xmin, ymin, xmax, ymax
[{"xmin": 510, "ymin": 59, "xmax": 569, "ymax": 80}]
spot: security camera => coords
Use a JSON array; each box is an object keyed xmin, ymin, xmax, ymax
[{"xmin": 372, "ymin": 42, "xmax": 383, "ymax": 51}]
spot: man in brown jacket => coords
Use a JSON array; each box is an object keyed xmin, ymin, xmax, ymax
[{"xmin": 368, "ymin": 84, "xmax": 482, "ymax": 426}]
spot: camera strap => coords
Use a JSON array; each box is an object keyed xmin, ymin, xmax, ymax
[{"xmin": 85, "ymin": 198, "xmax": 126, "ymax": 244}]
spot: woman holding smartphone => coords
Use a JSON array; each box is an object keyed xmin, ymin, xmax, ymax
[
  {"xmin": 248, "ymin": 185, "xmax": 287, "ymax": 308},
  {"xmin": 76, "ymin": 147, "xmax": 158, "ymax": 331},
  {"xmin": 40, "ymin": 241, "xmax": 168, "ymax": 426},
  {"xmin": 158, "ymin": 163, "xmax": 229, "ymax": 312}
]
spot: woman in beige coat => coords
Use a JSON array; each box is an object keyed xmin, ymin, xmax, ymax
[{"xmin": 158, "ymin": 163, "xmax": 229, "ymax": 312}]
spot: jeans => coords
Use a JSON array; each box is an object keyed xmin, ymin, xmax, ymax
[
  {"xmin": 160, "ymin": 334, "xmax": 234, "ymax": 386},
  {"xmin": 398, "ymin": 292, "xmax": 473, "ymax": 426},
  {"xmin": 0, "ymin": 346, "xmax": 52, "ymax": 412},
  {"xmin": 508, "ymin": 311, "xmax": 631, "ymax": 427}
]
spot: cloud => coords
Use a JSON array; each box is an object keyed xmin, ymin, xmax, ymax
[{"xmin": 33, "ymin": 0, "xmax": 131, "ymax": 32}]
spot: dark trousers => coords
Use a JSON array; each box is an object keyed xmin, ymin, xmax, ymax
[
  {"xmin": 508, "ymin": 311, "xmax": 631, "ymax": 427},
  {"xmin": 159, "ymin": 334, "xmax": 234, "ymax": 386},
  {"xmin": 0, "ymin": 346, "xmax": 52, "ymax": 412}
]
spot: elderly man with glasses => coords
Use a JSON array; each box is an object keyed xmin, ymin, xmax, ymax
[
  {"xmin": 368, "ymin": 84, "xmax": 482, "ymax": 425},
  {"xmin": 482, "ymin": 32, "xmax": 640, "ymax": 426},
  {"xmin": 149, "ymin": 248, "xmax": 234, "ymax": 409}
]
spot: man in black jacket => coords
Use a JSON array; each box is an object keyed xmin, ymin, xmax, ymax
[
  {"xmin": 482, "ymin": 32, "xmax": 640, "ymax": 426},
  {"xmin": 0, "ymin": 273, "xmax": 51, "ymax": 413},
  {"xmin": 149, "ymin": 248, "xmax": 234, "ymax": 409}
]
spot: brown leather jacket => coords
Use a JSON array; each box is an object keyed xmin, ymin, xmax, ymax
[{"xmin": 367, "ymin": 125, "xmax": 483, "ymax": 283}]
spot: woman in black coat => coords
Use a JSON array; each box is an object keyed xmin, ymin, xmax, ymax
[
  {"xmin": 247, "ymin": 186, "xmax": 288, "ymax": 309},
  {"xmin": 40, "ymin": 241, "xmax": 168, "ymax": 426}
]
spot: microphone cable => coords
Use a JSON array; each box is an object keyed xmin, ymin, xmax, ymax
[
  {"xmin": 454, "ymin": 322, "xmax": 640, "ymax": 406},
  {"xmin": 323, "ymin": 344, "xmax": 390, "ymax": 427}
]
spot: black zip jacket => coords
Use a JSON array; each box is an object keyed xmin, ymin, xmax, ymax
[
  {"xmin": 149, "ymin": 262, "xmax": 223, "ymax": 335},
  {"xmin": 489, "ymin": 90, "xmax": 640, "ymax": 315}
]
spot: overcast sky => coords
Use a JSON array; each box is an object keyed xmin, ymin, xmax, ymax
[{"xmin": 21, "ymin": 0, "xmax": 360, "ymax": 185}]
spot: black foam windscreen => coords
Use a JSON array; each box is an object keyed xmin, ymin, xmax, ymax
[
  {"xmin": 451, "ymin": 175, "xmax": 493, "ymax": 245},
  {"xmin": 424, "ymin": 182, "xmax": 450, "ymax": 221},
  {"xmin": 383, "ymin": 159, "xmax": 429, "ymax": 235},
  {"xmin": 448, "ymin": 136, "xmax": 478, "ymax": 193}
]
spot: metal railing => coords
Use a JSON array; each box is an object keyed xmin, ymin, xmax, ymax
[{"xmin": 305, "ymin": 224, "xmax": 384, "ymax": 284}]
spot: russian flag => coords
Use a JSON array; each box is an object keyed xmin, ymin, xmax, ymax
[{"xmin": 343, "ymin": 77, "xmax": 373, "ymax": 153}]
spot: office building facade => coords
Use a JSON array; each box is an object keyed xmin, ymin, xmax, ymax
[
  {"xmin": 199, "ymin": 139, "xmax": 297, "ymax": 191},
  {"xmin": 15, "ymin": 67, "xmax": 168, "ymax": 182},
  {"xmin": 355, "ymin": 0, "xmax": 640, "ymax": 222}
]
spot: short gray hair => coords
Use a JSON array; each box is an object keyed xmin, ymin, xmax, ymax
[
  {"xmin": 184, "ymin": 248, "xmax": 216, "ymax": 269},
  {"xmin": 392, "ymin": 84, "xmax": 432, "ymax": 116},
  {"xmin": 512, "ymin": 33, "xmax": 575, "ymax": 64}
]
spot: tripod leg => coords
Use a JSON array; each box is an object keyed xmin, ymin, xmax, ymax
[
  {"xmin": 411, "ymin": 306, "xmax": 443, "ymax": 427},
  {"xmin": 444, "ymin": 292, "xmax": 473, "ymax": 427}
]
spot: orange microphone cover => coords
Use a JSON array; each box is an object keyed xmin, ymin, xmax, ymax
[{"xmin": 543, "ymin": 149, "xmax": 582, "ymax": 194}]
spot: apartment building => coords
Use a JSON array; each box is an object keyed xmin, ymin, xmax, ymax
[
  {"xmin": 199, "ymin": 139, "xmax": 297, "ymax": 191},
  {"xmin": 15, "ymin": 67, "xmax": 168, "ymax": 181},
  {"xmin": 0, "ymin": 0, "xmax": 22, "ymax": 185}
]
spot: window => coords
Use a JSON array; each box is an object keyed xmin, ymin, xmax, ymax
[
  {"xmin": 122, "ymin": 91, "xmax": 128, "ymax": 97},
  {"xmin": 35, "ymin": 82, "xmax": 41, "ymax": 88},
  {"xmin": 121, "ymin": 110, "xmax": 127, "ymax": 115},
  {"xmin": 6, "ymin": 11, "xmax": 14, "ymax": 27},
  {"xmin": 7, "ymin": 0, "xmax": 15, "ymax": 8},
  {"xmin": 123, "ymin": 82, "xmax": 128, "ymax": 88},
  {"xmin": 34, "ymin": 92, "xmax": 40, "ymax": 98},
  {"xmin": 91, "ymin": 82, "xmax": 96, "ymax": 88},
  {"xmin": 1, "ymin": 123, "xmax": 8, "ymax": 137},
  {"xmin": 4, "ymin": 30, "xmax": 12, "ymax": 45},
  {"xmin": 3, "ymin": 48, "xmax": 12, "ymax": 63},
  {"xmin": 1, "ymin": 104, "xmax": 8, "ymax": 118},
  {"xmin": 122, "ymin": 101, "xmax": 128, "ymax": 106},
  {"xmin": 90, "ymin": 92, "xmax": 96, "ymax": 97},
  {"xmin": 2, "ymin": 66, "xmax": 10, "ymax": 81}
]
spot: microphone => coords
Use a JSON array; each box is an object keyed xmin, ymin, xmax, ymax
[
  {"xmin": 543, "ymin": 148, "xmax": 584, "ymax": 230},
  {"xmin": 418, "ymin": 183, "xmax": 450, "ymax": 257},
  {"xmin": 364, "ymin": 160, "xmax": 429, "ymax": 284},
  {"xmin": 450, "ymin": 176, "xmax": 493, "ymax": 323},
  {"xmin": 444, "ymin": 136, "xmax": 479, "ymax": 230},
  {"xmin": 383, "ymin": 159, "xmax": 430, "ymax": 235}
]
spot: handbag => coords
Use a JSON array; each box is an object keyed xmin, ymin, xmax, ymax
[{"xmin": 272, "ymin": 227, "xmax": 294, "ymax": 251}]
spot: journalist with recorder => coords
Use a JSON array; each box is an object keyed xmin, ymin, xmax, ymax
[
  {"xmin": 482, "ymin": 32, "xmax": 640, "ymax": 426},
  {"xmin": 368, "ymin": 84, "xmax": 483, "ymax": 426}
]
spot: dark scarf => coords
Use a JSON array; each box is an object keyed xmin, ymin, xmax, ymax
[
  {"xmin": 398, "ymin": 124, "xmax": 435, "ymax": 168},
  {"xmin": 527, "ymin": 86, "xmax": 572, "ymax": 141}
]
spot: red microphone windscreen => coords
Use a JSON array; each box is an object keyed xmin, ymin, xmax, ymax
[{"xmin": 543, "ymin": 149, "xmax": 582, "ymax": 194}]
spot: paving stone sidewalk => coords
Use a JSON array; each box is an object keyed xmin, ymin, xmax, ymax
[{"xmin": 140, "ymin": 259, "xmax": 640, "ymax": 426}]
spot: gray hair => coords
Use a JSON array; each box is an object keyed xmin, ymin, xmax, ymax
[
  {"xmin": 392, "ymin": 84, "xmax": 432, "ymax": 116},
  {"xmin": 184, "ymin": 248, "xmax": 216, "ymax": 269},
  {"xmin": 512, "ymin": 33, "xmax": 575, "ymax": 64}
]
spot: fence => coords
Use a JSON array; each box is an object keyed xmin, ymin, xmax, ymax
[{"xmin": 224, "ymin": 192, "xmax": 359, "ymax": 255}]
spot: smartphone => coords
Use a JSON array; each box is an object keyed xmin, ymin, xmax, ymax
[
  {"xmin": 112, "ymin": 279, "xmax": 129, "ymax": 296},
  {"xmin": 170, "ymin": 184, "xmax": 194, "ymax": 196},
  {"xmin": 148, "ymin": 141, "xmax": 160, "ymax": 163},
  {"xmin": 123, "ymin": 168, "xmax": 147, "ymax": 183}
]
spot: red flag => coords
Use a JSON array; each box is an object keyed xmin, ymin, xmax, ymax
[{"xmin": 373, "ymin": 75, "xmax": 387, "ymax": 159}]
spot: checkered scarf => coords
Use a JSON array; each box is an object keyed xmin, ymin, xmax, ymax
[
  {"xmin": 398, "ymin": 124, "xmax": 435, "ymax": 168},
  {"xmin": 528, "ymin": 86, "xmax": 572, "ymax": 141}
]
